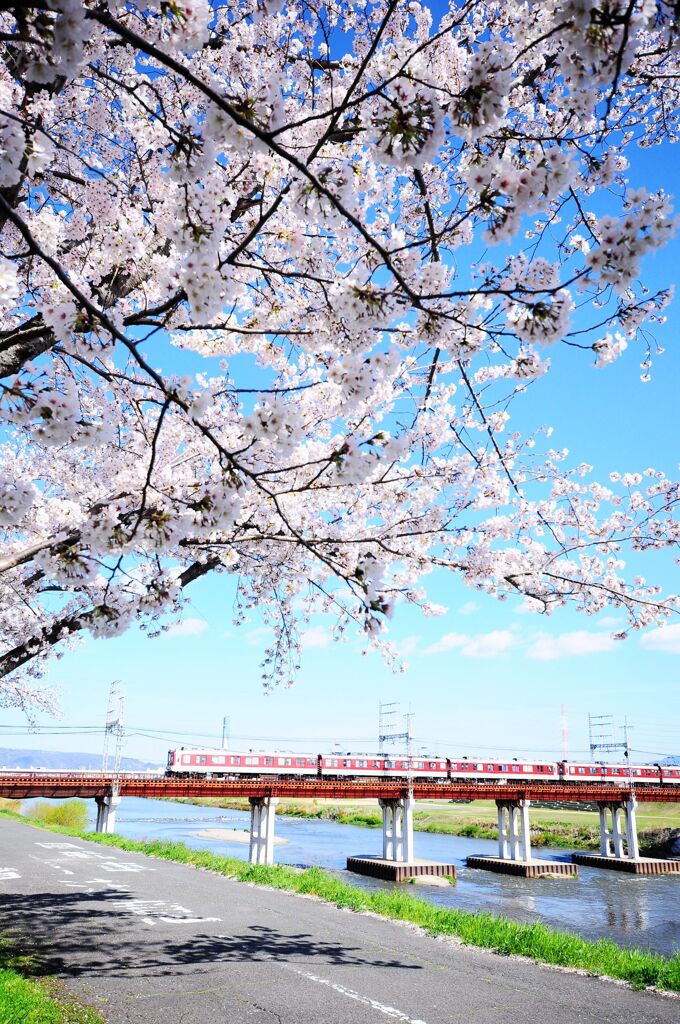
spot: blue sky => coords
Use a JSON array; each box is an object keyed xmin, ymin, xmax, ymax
[{"xmin": 3, "ymin": 101, "xmax": 680, "ymax": 769}]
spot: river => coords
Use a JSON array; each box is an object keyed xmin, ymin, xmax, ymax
[{"xmin": 79, "ymin": 796, "xmax": 680, "ymax": 956}]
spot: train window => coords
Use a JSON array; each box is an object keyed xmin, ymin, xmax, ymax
[
  {"xmin": 430, "ymin": 762, "xmax": 438, "ymax": 770},
  {"xmin": 231, "ymin": 756, "xmax": 241, "ymax": 765},
  {"xmin": 578, "ymin": 767, "xmax": 585, "ymax": 774},
  {"xmin": 500, "ymin": 765, "xmax": 508, "ymax": 772},
  {"xmin": 245, "ymin": 757, "xmax": 257, "ymax": 765},
  {"xmin": 343, "ymin": 760, "xmax": 351, "ymax": 767},
  {"xmin": 329, "ymin": 759, "xmax": 338, "ymax": 767},
  {"xmin": 511, "ymin": 765, "xmax": 520, "ymax": 772},
  {"xmin": 475, "ymin": 763, "xmax": 483, "ymax": 771},
  {"xmin": 486, "ymin": 765, "xmax": 494, "ymax": 771},
  {"xmin": 522, "ymin": 765, "xmax": 532, "ymax": 772},
  {"xmin": 264, "ymin": 758, "xmax": 273, "ymax": 766},
  {"xmin": 211, "ymin": 756, "xmax": 226, "ymax": 765},
  {"xmin": 589, "ymin": 767, "xmax": 599, "ymax": 774},
  {"xmin": 386, "ymin": 761, "xmax": 396, "ymax": 769},
  {"xmin": 182, "ymin": 755, "xmax": 191, "ymax": 764},
  {"xmin": 415, "ymin": 761, "xmax": 424, "ymax": 769},
  {"xmin": 295, "ymin": 759, "xmax": 305, "ymax": 767},
  {"xmin": 197, "ymin": 756, "xmax": 207, "ymax": 765},
  {"xmin": 372, "ymin": 761, "xmax": 380, "ymax": 768}
]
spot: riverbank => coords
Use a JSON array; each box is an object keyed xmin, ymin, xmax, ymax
[
  {"xmin": 165, "ymin": 796, "xmax": 680, "ymax": 856},
  {"xmin": 2, "ymin": 808, "xmax": 679, "ymax": 994}
]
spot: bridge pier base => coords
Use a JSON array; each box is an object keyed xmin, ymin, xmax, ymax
[
  {"xmin": 94, "ymin": 793, "xmax": 121, "ymax": 834},
  {"xmin": 468, "ymin": 799, "xmax": 577, "ymax": 877},
  {"xmin": 248, "ymin": 796, "xmax": 278, "ymax": 865}
]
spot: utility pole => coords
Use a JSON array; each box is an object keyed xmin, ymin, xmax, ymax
[
  {"xmin": 221, "ymin": 715, "xmax": 230, "ymax": 750},
  {"xmin": 560, "ymin": 703, "xmax": 569, "ymax": 760},
  {"xmin": 102, "ymin": 680, "xmax": 125, "ymax": 787}
]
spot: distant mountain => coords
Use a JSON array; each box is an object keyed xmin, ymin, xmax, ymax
[{"xmin": 0, "ymin": 747, "xmax": 163, "ymax": 772}]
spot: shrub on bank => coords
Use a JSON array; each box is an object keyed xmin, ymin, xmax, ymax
[{"xmin": 28, "ymin": 799, "xmax": 89, "ymax": 830}]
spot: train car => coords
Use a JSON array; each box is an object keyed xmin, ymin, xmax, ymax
[
  {"xmin": 319, "ymin": 755, "xmax": 449, "ymax": 778},
  {"xmin": 166, "ymin": 748, "xmax": 319, "ymax": 777},
  {"xmin": 562, "ymin": 761, "xmax": 680, "ymax": 784},
  {"xmin": 449, "ymin": 759, "xmax": 558, "ymax": 782}
]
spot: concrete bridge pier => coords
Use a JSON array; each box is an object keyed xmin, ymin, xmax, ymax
[
  {"xmin": 497, "ymin": 799, "xmax": 532, "ymax": 862},
  {"xmin": 379, "ymin": 792, "xmax": 415, "ymax": 863},
  {"xmin": 248, "ymin": 796, "xmax": 278, "ymax": 865},
  {"xmin": 468, "ymin": 798, "xmax": 577, "ymax": 877},
  {"xmin": 597, "ymin": 797, "xmax": 640, "ymax": 860},
  {"xmin": 572, "ymin": 795, "xmax": 680, "ymax": 874},
  {"xmin": 94, "ymin": 792, "xmax": 121, "ymax": 834}
]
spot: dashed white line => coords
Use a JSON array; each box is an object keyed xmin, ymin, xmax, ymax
[{"xmin": 276, "ymin": 960, "xmax": 428, "ymax": 1023}]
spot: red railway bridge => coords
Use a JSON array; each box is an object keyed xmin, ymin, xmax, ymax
[{"xmin": 0, "ymin": 772, "xmax": 679, "ymax": 803}]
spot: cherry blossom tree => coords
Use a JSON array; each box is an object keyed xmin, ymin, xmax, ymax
[{"xmin": 1, "ymin": 0, "xmax": 680, "ymax": 710}]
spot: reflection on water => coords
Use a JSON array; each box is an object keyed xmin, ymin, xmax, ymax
[{"xmin": 94, "ymin": 797, "xmax": 679, "ymax": 956}]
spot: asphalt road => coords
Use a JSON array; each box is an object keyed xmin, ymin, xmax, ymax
[{"xmin": 0, "ymin": 818, "xmax": 677, "ymax": 1024}]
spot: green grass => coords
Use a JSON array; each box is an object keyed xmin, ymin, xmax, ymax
[
  {"xmin": 0, "ymin": 938, "xmax": 104, "ymax": 1024},
  {"xmin": 3, "ymin": 808, "xmax": 680, "ymax": 994}
]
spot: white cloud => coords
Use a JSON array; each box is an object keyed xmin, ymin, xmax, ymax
[
  {"xmin": 458, "ymin": 601, "xmax": 479, "ymax": 616},
  {"xmin": 301, "ymin": 625, "xmax": 332, "ymax": 649},
  {"xmin": 166, "ymin": 618, "xmax": 208, "ymax": 638},
  {"xmin": 526, "ymin": 630, "xmax": 617, "ymax": 661},
  {"xmin": 459, "ymin": 630, "xmax": 518, "ymax": 658},
  {"xmin": 640, "ymin": 624, "xmax": 680, "ymax": 654},
  {"xmin": 424, "ymin": 632, "xmax": 468, "ymax": 655},
  {"xmin": 398, "ymin": 635, "xmax": 421, "ymax": 658},
  {"xmin": 597, "ymin": 615, "xmax": 624, "ymax": 629},
  {"xmin": 425, "ymin": 630, "xmax": 517, "ymax": 658},
  {"xmin": 246, "ymin": 627, "xmax": 273, "ymax": 647}
]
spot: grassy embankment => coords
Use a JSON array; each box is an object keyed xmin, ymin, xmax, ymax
[
  {"xmin": 0, "ymin": 801, "xmax": 106, "ymax": 1024},
  {"xmin": 2, "ymin": 804, "xmax": 680, "ymax": 994},
  {"xmin": 169, "ymin": 796, "xmax": 680, "ymax": 855}
]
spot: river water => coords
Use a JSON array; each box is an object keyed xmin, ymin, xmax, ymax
[{"xmin": 86, "ymin": 797, "xmax": 679, "ymax": 956}]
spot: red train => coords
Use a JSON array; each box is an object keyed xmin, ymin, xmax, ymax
[{"xmin": 166, "ymin": 748, "xmax": 680, "ymax": 784}]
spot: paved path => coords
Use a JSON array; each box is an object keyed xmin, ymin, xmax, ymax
[{"xmin": 0, "ymin": 819, "xmax": 677, "ymax": 1024}]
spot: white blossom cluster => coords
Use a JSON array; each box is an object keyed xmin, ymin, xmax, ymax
[{"xmin": 0, "ymin": 1, "xmax": 679, "ymax": 702}]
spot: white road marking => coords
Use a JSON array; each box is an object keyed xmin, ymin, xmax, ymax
[
  {"xmin": 233, "ymin": 953, "xmax": 429, "ymax": 1024},
  {"xmin": 35, "ymin": 843, "xmax": 79, "ymax": 850},
  {"xmin": 0, "ymin": 867, "xmax": 20, "ymax": 880},
  {"xmin": 277, "ymin": 963, "xmax": 428, "ymax": 1023},
  {"xmin": 112, "ymin": 898, "xmax": 221, "ymax": 926},
  {"xmin": 58, "ymin": 878, "xmax": 133, "ymax": 893},
  {"xmin": 98, "ymin": 860, "xmax": 151, "ymax": 873}
]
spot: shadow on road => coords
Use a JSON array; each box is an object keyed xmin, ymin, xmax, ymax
[{"xmin": 0, "ymin": 889, "xmax": 422, "ymax": 978}]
